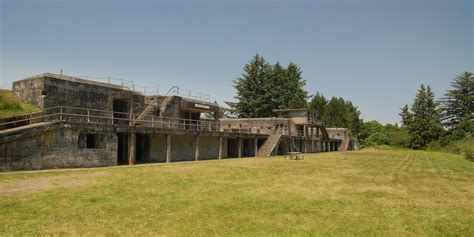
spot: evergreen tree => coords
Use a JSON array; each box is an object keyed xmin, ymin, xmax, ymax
[
  {"xmin": 227, "ymin": 54, "xmax": 273, "ymax": 118},
  {"xmin": 403, "ymin": 84, "xmax": 444, "ymax": 149},
  {"xmin": 309, "ymin": 92, "xmax": 327, "ymax": 120},
  {"xmin": 228, "ymin": 55, "xmax": 309, "ymax": 117},
  {"xmin": 315, "ymin": 95, "xmax": 362, "ymax": 137},
  {"xmin": 399, "ymin": 104, "xmax": 412, "ymax": 128},
  {"xmin": 284, "ymin": 62, "xmax": 308, "ymax": 108},
  {"xmin": 441, "ymin": 71, "xmax": 474, "ymax": 131}
]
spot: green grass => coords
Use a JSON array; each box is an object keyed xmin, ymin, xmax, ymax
[
  {"xmin": 1, "ymin": 149, "xmax": 473, "ymax": 235},
  {"xmin": 0, "ymin": 89, "xmax": 39, "ymax": 117}
]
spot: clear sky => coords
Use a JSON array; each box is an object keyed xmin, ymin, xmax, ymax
[{"xmin": 1, "ymin": 0, "xmax": 472, "ymax": 124}]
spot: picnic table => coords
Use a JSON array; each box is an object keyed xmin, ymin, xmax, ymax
[{"xmin": 284, "ymin": 152, "xmax": 304, "ymax": 160}]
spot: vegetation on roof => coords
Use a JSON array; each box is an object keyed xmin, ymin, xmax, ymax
[{"xmin": 0, "ymin": 89, "xmax": 39, "ymax": 117}]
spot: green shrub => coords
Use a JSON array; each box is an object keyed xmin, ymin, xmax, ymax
[{"xmin": 364, "ymin": 132, "xmax": 390, "ymax": 146}]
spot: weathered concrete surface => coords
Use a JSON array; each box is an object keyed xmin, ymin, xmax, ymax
[{"xmin": 12, "ymin": 73, "xmax": 145, "ymax": 114}]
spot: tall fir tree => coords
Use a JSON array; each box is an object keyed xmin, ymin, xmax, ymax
[
  {"xmin": 227, "ymin": 54, "xmax": 273, "ymax": 118},
  {"xmin": 399, "ymin": 104, "xmax": 412, "ymax": 128},
  {"xmin": 228, "ymin": 55, "xmax": 310, "ymax": 117},
  {"xmin": 309, "ymin": 93, "xmax": 362, "ymax": 137},
  {"xmin": 309, "ymin": 92, "xmax": 327, "ymax": 119},
  {"xmin": 441, "ymin": 71, "xmax": 474, "ymax": 132},
  {"xmin": 402, "ymin": 84, "xmax": 444, "ymax": 149},
  {"xmin": 284, "ymin": 62, "xmax": 308, "ymax": 108}
]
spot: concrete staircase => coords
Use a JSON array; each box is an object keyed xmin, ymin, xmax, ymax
[
  {"xmin": 135, "ymin": 100, "xmax": 159, "ymax": 123},
  {"xmin": 257, "ymin": 133, "xmax": 282, "ymax": 157},
  {"xmin": 339, "ymin": 138, "xmax": 350, "ymax": 151},
  {"xmin": 135, "ymin": 96, "xmax": 174, "ymax": 124},
  {"xmin": 159, "ymin": 96, "xmax": 174, "ymax": 116}
]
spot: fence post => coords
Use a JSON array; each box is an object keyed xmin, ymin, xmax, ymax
[
  {"xmin": 168, "ymin": 118, "xmax": 171, "ymax": 129},
  {"xmin": 29, "ymin": 112, "xmax": 32, "ymax": 126},
  {"xmin": 59, "ymin": 107, "xmax": 63, "ymax": 121},
  {"xmin": 151, "ymin": 116, "xmax": 154, "ymax": 127},
  {"xmin": 87, "ymin": 109, "xmax": 90, "ymax": 123}
]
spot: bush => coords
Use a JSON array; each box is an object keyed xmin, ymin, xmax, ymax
[
  {"xmin": 364, "ymin": 132, "xmax": 390, "ymax": 147},
  {"xmin": 429, "ymin": 136, "xmax": 474, "ymax": 161},
  {"xmin": 388, "ymin": 129, "xmax": 411, "ymax": 147}
]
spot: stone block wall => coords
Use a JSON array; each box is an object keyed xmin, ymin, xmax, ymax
[{"xmin": 0, "ymin": 127, "xmax": 117, "ymax": 171}]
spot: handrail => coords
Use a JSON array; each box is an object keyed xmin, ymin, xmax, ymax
[
  {"xmin": 0, "ymin": 106, "xmax": 222, "ymax": 132},
  {"xmin": 166, "ymin": 86, "xmax": 180, "ymax": 96},
  {"xmin": 165, "ymin": 86, "xmax": 210, "ymax": 102}
]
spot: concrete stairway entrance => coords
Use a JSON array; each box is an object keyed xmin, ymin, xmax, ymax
[
  {"xmin": 339, "ymin": 138, "xmax": 350, "ymax": 151},
  {"xmin": 257, "ymin": 133, "xmax": 282, "ymax": 157},
  {"xmin": 136, "ymin": 99, "xmax": 159, "ymax": 123}
]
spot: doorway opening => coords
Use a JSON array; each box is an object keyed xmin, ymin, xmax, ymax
[{"xmin": 117, "ymin": 133, "xmax": 128, "ymax": 165}]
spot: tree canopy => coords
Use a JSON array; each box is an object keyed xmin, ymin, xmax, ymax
[{"xmin": 227, "ymin": 54, "xmax": 308, "ymax": 118}]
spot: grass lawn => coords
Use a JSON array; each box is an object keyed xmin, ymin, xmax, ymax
[{"xmin": 1, "ymin": 149, "xmax": 473, "ymax": 235}]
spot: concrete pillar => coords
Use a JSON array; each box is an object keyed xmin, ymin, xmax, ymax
[
  {"xmin": 128, "ymin": 133, "xmax": 136, "ymax": 165},
  {"xmin": 311, "ymin": 139, "xmax": 314, "ymax": 153},
  {"xmin": 238, "ymin": 137, "xmax": 242, "ymax": 158},
  {"xmin": 310, "ymin": 126, "xmax": 314, "ymax": 138},
  {"xmin": 218, "ymin": 137, "xmax": 223, "ymax": 160},
  {"xmin": 194, "ymin": 135, "xmax": 199, "ymax": 161},
  {"xmin": 303, "ymin": 140, "xmax": 307, "ymax": 153},
  {"xmin": 303, "ymin": 125, "xmax": 307, "ymax": 137},
  {"xmin": 254, "ymin": 137, "xmax": 258, "ymax": 157},
  {"xmin": 165, "ymin": 134, "xmax": 171, "ymax": 163}
]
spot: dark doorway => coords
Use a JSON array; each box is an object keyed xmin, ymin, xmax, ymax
[
  {"xmin": 135, "ymin": 134, "xmax": 150, "ymax": 163},
  {"xmin": 117, "ymin": 133, "xmax": 128, "ymax": 165},
  {"xmin": 242, "ymin": 139, "xmax": 254, "ymax": 157},
  {"xmin": 113, "ymin": 99, "xmax": 129, "ymax": 125},
  {"xmin": 227, "ymin": 138, "xmax": 239, "ymax": 158}
]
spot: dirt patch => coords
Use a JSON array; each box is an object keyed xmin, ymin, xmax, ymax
[{"xmin": 0, "ymin": 172, "xmax": 105, "ymax": 196}]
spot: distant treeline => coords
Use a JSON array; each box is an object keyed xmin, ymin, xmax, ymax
[{"xmin": 224, "ymin": 54, "xmax": 473, "ymax": 156}]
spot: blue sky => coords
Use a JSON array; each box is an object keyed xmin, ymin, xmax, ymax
[{"xmin": 1, "ymin": 0, "xmax": 472, "ymax": 124}]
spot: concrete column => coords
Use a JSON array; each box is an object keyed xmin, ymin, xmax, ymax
[
  {"xmin": 238, "ymin": 137, "xmax": 242, "ymax": 158},
  {"xmin": 218, "ymin": 136, "xmax": 223, "ymax": 160},
  {"xmin": 128, "ymin": 133, "xmax": 136, "ymax": 165},
  {"xmin": 303, "ymin": 125, "xmax": 307, "ymax": 137},
  {"xmin": 310, "ymin": 126, "xmax": 314, "ymax": 138},
  {"xmin": 194, "ymin": 135, "xmax": 199, "ymax": 161},
  {"xmin": 165, "ymin": 134, "xmax": 171, "ymax": 163},
  {"xmin": 303, "ymin": 140, "xmax": 307, "ymax": 153},
  {"xmin": 254, "ymin": 137, "xmax": 258, "ymax": 157},
  {"xmin": 311, "ymin": 140, "xmax": 314, "ymax": 153}
]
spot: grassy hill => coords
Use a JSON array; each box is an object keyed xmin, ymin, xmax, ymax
[
  {"xmin": 0, "ymin": 89, "xmax": 39, "ymax": 117},
  {"xmin": 0, "ymin": 149, "xmax": 473, "ymax": 235}
]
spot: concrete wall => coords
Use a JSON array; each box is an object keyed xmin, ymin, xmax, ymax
[
  {"xmin": 170, "ymin": 135, "xmax": 194, "ymax": 161},
  {"xmin": 12, "ymin": 77, "xmax": 45, "ymax": 109},
  {"xmin": 0, "ymin": 128, "xmax": 117, "ymax": 171},
  {"xmin": 0, "ymin": 134, "xmax": 42, "ymax": 171},
  {"xmin": 12, "ymin": 74, "xmax": 145, "ymax": 115},
  {"xmin": 219, "ymin": 118, "xmax": 289, "ymax": 135},
  {"xmin": 149, "ymin": 134, "xmax": 167, "ymax": 162},
  {"xmin": 199, "ymin": 136, "xmax": 219, "ymax": 160},
  {"xmin": 41, "ymin": 129, "xmax": 117, "ymax": 169}
]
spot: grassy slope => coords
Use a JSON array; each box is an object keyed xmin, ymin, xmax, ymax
[
  {"xmin": 0, "ymin": 89, "xmax": 38, "ymax": 117},
  {"xmin": 0, "ymin": 149, "xmax": 473, "ymax": 235}
]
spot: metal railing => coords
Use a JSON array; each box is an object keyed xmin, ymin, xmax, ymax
[
  {"xmin": 0, "ymin": 106, "xmax": 221, "ymax": 132},
  {"xmin": 165, "ymin": 86, "xmax": 211, "ymax": 102},
  {"xmin": 76, "ymin": 75, "xmax": 159, "ymax": 96}
]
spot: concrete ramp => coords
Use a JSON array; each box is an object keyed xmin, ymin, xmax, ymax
[{"xmin": 257, "ymin": 134, "xmax": 282, "ymax": 157}]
